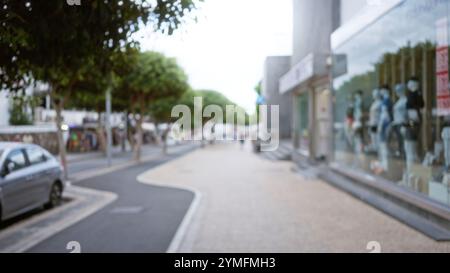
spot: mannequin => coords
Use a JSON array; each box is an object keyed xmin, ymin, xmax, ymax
[
  {"xmin": 406, "ymin": 77, "xmax": 425, "ymax": 123},
  {"xmin": 352, "ymin": 90, "xmax": 364, "ymax": 159},
  {"xmin": 378, "ymin": 85, "xmax": 392, "ymax": 171},
  {"xmin": 393, "ymin": 83, "xmax": 407, "ymax": 157},
  {"xmin": 368, "ymin": 89, "xmax": 382, "ymax": 152},
  {"xmin": 344, "ymin": 94, "xmax": 355, "ymax": 150},
  {"xmin": 404, "ymin": 76, "xmax": 425, "ymax": 172}
]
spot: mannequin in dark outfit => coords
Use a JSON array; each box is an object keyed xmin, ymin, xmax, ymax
[
  {"xmin": 405, "ymin": 76, "xmax": 425, "ymax": 140},
  {"xmin": 403, "ymin": 76, "xmax": 425, "ymax": 172}
]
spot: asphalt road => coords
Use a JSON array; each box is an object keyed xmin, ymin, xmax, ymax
[{"xmin": 27, "ymin": 145, "xmax": 197, "ymax": 253}]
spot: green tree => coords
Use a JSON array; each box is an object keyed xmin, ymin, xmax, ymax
[
  {"xmin": 118, "ymin": 51, "xmax": 189, "ymax": 161},
  {"xmin": 66, "ymin": 49, "xmax": 139, "ymax": 154},
  {"xmin": 178, "ymin": 89, "xmax": 248, "ymax": 144},
  {"xmin": 0, "ymin": 0, "xmax": 201, "ymax": 178},
  {"xmin": 254, "ymin": 81, "xmax": 262, "ymax": 123},
  {"xmin": 149, "ymin": 95, "xmax": 185, "ymax": 154},
  {"xmin": 9, "ymin": 95, "xmax": 33, "ymax": 126},
  {"xmin": 67, "ymin": 78, "xmax": 110, "ymax": 154},
  {"xmin": 195, "ymin": 90, "xmax": 247, "ymax": 126},
  {"xmin": 254, "ymin": 81, "xmax": 262, "ymax": 96}
]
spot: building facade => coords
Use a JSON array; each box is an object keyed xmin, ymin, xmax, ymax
[
  {"xmin": 262, "ymin": 56, "xmax": 292, "ymax": 139},
  {"xmin": 280, "ymin": 0, "xmax": 343, "ymax": 162},
  {"xmin": 271, "ymin": 0, "xmax": 450, "ymax": 236}
]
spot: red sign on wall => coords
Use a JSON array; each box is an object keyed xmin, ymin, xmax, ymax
[{"xmin": 436, "ymin": 18, "xmax": 450, "ymax": 116}]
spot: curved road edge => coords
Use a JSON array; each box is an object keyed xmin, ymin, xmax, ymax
[{"xmin": 137, "ymin": 171, "xmax": 202, "ymax": 253}]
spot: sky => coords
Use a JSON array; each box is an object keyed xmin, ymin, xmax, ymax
[{"xmin": 138, "ymin": 0, "xmax": 293, "ymax": 114}]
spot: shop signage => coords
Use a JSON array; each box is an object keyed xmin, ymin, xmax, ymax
[
  {"xmin": 279, "ymin": 54, "xmax": 314, "ymax": 94},
  {"xmin": 436, "ymin": 17, "xmax": 450, "ymax": 117}
]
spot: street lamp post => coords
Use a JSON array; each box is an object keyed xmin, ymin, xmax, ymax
[{"xmin": 105, "ymin": 87, "xmax": 112, "ymax": 167}]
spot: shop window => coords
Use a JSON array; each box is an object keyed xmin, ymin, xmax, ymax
[{"xmin": 332, "ymin": 0, "xmax": 450, "ymax": 206}]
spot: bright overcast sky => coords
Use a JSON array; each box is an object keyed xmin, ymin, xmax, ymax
[{"xmin": 138, "ymin": 0, "xmax": 293, "ymax": 113}]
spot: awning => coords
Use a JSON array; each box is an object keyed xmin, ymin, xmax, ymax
[{"xmin": 279, "ymin": 53, "xmax": 329, "ymax": 94}]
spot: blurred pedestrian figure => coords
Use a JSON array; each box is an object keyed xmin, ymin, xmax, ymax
[{"xmin": 239, "ymin": 132, "xmax": 245, "ymax": 150}]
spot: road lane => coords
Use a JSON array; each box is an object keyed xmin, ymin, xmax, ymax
[{"xmin": 28, "ymin": 145, "xmax": 197, "ymax": 253}]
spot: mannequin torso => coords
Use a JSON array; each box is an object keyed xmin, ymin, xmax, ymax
[
  {"xmin": 406, "ymin": 91, "xmax": 424, "ymax": 123},
  {"xmin": 394, "ymin": 96, "xmax": 408, "ymax": 125},
  {"xmin": 369, "ymin": 99, "xmax": 382, "ymax": 127},
  {"xmin": 379, "ymin": 96, "xmax": 392, "ymax": 125}
]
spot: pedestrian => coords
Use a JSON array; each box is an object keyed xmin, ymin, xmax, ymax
[{"xmin": 239, "ymin": 133, "xmax": 245, "ymax": 149}]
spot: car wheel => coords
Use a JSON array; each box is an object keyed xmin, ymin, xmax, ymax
[{"xmin": 45, "ymin": 183, "xmax": 63, "ymax": 209}]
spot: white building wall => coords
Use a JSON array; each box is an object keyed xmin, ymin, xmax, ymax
[
  {"xmin": 340, "ymin": 0, "xmax": 367, "ymax": 25},
  {"xmin": 40, "ymin": 109, "xmax": 123, "ymax": 127},
  {"xmin": 0, "ymin": 91, "xmax": 10, "ymax": 126},
  {"xmin": 292, "ymin": 0, "xmax": 340, "ymax": 66}
]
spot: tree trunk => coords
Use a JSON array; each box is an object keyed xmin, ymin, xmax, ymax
[
  {"xmin": 163, "ymin": 138, "xmax": 168, "ymax": 155},
  {"xmin": 96, "ymin": 111, "xmax": 107, "ymax": 155},
  {"xmin": 162, "ymin": 127, "xmax": 170, "ymax": 155},
  {"xmin": 54, "ymin": 99, "xmax": 68, "ymax": 180},
  {"xmin": 134, "ymin": 116, "xmax": 143, "ymax": 161},
  {"xmin": 128, "ymin": 113, "xmax": 136, "ymax": 152},
  {"xmin": 134, "ymin": 96, "xmax": 147, "ymax": 161},
  {"xmin": 128, "ymin": 128, "xmax": 136, "ymax": 152},
  {"xmin": 121, "ymin": 112, "xmax": 128, "ymax": 153}
]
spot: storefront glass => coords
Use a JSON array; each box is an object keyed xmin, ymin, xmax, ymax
[{"xmin": 332, "ymin": 0, "xmax": 450, "ymax": 206}]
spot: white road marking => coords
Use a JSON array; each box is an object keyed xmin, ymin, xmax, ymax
[{"xmin": 109, "ymin": 206, "xmax": 144, "ymax": 214}]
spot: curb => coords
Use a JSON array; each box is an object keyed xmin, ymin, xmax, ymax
[{"xmin": 0, "ymin": 185, "xmax": 118, "ymax": 253}]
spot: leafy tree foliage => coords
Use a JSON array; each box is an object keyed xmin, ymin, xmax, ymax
[
  {"xmin": 117, "ymin": 51, "xmax": 190, "ymax": 160},
  {"xmin": 0, "ymin": 0, "xmax": 201, "ymax": 176},
  {"xmin": 9, "ymin": 95, "xmax": 33, "ymax": 125}
]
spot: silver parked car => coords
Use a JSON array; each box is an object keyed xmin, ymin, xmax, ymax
[{"xmin": 0, "ymin": 142, "xmax": 64, "ymax": 224}]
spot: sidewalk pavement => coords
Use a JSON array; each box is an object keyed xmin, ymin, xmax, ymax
[
  {"xmin": 67, "ymin": 151, "xmax": 104, "ymax": 163},
  {"xmin": 139, "ymin": 143, "xmax": 450, "ymax": 253},
  {"xmin": 67, "ymin": 145, "xmax": 130, "ymax": 163}
]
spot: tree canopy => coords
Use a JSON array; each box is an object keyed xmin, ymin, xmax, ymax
[
  {"xmin": 0, "ymin": 0, "xmax": 201, "ymax": 174},
  {"xmin": 123, "ymin": 51, "xmax": 189, "ymax": 107},
  {"xmin": 115, "ymin": 50, "xmax": 190, "ymax": 160},
  {"xmin": 176, "ymin": 89, "xmax": 248, "ymax": 126},
  {"xmin": 0, "ymin": 0, "xmax": 201, "ymax": 93}
]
